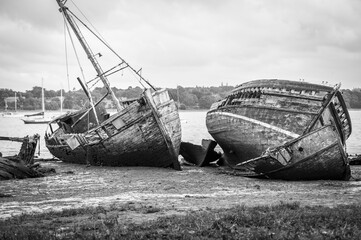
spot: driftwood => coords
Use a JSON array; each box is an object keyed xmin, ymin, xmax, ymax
[
  {"xmin": 0, "ymin": 134, "xmax": 48, "ymax": 181},
  {"xmin": 0, "ymin": 157, "xmax": 43, "ymax": 180}
]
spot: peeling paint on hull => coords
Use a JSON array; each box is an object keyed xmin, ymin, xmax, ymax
[
  {"xmin": 206, "ymin": 79, "xmax": 352, "ymax": 180},
  {"xmin": 237, "ymin": 125, "xmax": 350, "ymax": 180},
  {"xmin": 45, "ymin": 90, "xmax": 182, "ymax": 170}
]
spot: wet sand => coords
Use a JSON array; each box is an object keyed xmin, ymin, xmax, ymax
[{"xmin": 1, "ymin": 161, "xmax": 361, "ymax": 222}]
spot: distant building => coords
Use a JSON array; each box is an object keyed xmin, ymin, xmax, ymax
[{"xmin": 4, "ymin": 97, "xmax": 18, "ymax": 103}]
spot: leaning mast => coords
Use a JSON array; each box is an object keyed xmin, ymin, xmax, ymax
[{"xmin": 56, "ymin": 0, "xmax": 123, "ymax": 112}]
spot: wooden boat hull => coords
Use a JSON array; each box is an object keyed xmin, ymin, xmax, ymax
[
  {"xmin": 45, "ymin": 90, "xmax": 182, "ymax": 169},
  {"xmin": 237, "ymin": 125, "xmax": 350, "ymax": 180},
  {"xmin": 207, "ymin": 107, "xmax": 306, "ymax": 166},
  {"xmin": 206, "ymin": 79, "xmax": 352, "ymax": 180}
]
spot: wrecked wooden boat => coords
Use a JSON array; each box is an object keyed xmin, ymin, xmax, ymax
[
  {"xmin": 45, "ymin": 0, "xmax": 181, "ymax": 169},
  {"xmin": 236, "ymin": 125, "xmax": 350, "ymax": 180},
  {"xmin": 0, "ymin": 135, "xmax": 43, "ymax": 180},
  {"xmin": 206, "ymin": 79, "xmax": 352, "ymax": 180}
]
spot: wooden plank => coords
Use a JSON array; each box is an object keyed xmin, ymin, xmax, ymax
[{"xmin": 144, "ymin": 90, "xmax": 181, "ymax": 170}]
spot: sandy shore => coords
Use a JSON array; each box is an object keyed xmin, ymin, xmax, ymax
[{"xmin": 1, "ymin": 161, "xmax": 361, "ymax": 222}]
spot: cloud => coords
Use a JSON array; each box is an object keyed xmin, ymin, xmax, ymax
[{"xmin": 0, "ymin": 0, "xmax": 360, "ymax": 91}]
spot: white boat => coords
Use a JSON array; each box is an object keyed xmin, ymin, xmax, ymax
[
  {"xmin": 22, "ymin": 117, "xmax": 53, "ymax": 124},
  {"xmin": 21, "ymin": 80, "xmax": 53, "ymax": 124}
]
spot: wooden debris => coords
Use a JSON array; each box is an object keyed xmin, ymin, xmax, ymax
[
  {"xmin": 349, "ymin": 154, "xmax": 361, "ymax": 165},
  {"xmin": 0, "ymin": 157, "xmax": 43, "ymax": 180},
  {"xmin": 0, "ymin": 134, "xmax": 52, "ymax": 181},
  {"xmin": 180, "ymin": 139, "xmax": 221, "ymax": 167}
]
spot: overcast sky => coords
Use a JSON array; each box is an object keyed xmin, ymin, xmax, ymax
[{"xmin": 0, "ymin": 0, "xmax": 360, "ymax": 92}]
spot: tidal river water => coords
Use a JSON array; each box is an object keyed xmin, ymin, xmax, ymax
[{"xmin": 0, "ymin": 110, "xmax": 360, "ymax": 157}]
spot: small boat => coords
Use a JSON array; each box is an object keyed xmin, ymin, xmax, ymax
[
  {"xmin": 22, "ymin": 111, "xmax": 53, "ymax": 124},
  {"xmin": 24, "ymin": 112, "xmax": 45, "ymax": 117},
  {"xmin": 22, "ymin": 117, "xmax": 53, "ymax": 124},
  {"xmin": 206, "ymin": 79, "xmax": 352, "ymax": 180},
  {"xmin": 45, "ymin": 0, "xmax": 181, "ymax": 169},
  {"xmin": 22, "ymin": 81, "xmax": 53, "ymax": 124}
]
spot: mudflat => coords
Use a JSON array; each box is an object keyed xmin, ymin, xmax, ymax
[{"xmin": 1, "ymin": 161, "xmax": 361, "ymax": 223}]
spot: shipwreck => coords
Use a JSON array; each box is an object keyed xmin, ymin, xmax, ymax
[
  {"xmin": 0, "ymin": 135, "xmax": 43, "ymax": 180},
  {"xmin": 206, "ymin": 79, "xmax": 352, "ymax": 180},
  {"xmin": 45, "ymin": 0, "xmax": 181, "ymax": 169}
]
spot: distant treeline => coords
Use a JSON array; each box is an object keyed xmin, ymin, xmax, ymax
[
  {"xmin": 0, "ymin": 85, "xmax": 360, "ymax": 111},
  {"xmin": 340, "ymin": 89, "xmax": 361, "ymax": 109}
]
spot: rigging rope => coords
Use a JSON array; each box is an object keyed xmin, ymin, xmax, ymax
[
  {"xmin": 62, "ymin": 13, "xmax": 87, "ymax": 89},
  {"xmin": 87, "ymin": 63, "xmax": 129, "ymax": 89},
  {"xmin": 64, "ymin": 19, "xmax": 70, "ymax": 92},
  {"xmin": 66, "ymin": 8, "xmax": 156, "ymax": 90},
  {"xmin": 70, "ymin": 0, "xmax": 111, "ymax": 47}
]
